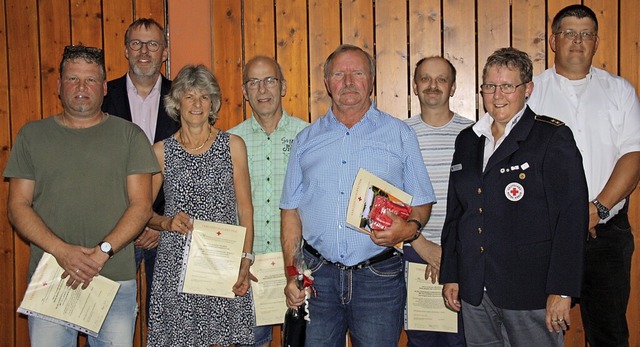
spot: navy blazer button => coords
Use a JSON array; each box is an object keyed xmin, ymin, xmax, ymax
[{"xmin": 477, "ymin": 188, "xmax": 482, "ymax": 194}]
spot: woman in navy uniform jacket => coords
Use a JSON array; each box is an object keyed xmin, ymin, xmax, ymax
[{"xmin": 439, "ymin": 48, "xmax": 588, "ymax": 347}]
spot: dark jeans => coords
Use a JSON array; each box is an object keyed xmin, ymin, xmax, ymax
[
  {"xmin": 302, "ymin": 247, "xmax": 405, "ymax": 347},
  {"xmin": 581, "ymin": 210, "xmax": 634, "ymax": 347},
  {"xmin": 135, "ymin": 246, "xmax": 157, "ymax": 322}
]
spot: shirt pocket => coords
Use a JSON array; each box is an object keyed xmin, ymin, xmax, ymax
[{"xmin": 358, "ymin": 140, "xmax": 390, "ymax": 176}]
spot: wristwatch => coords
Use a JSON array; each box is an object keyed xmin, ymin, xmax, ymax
[
  {"xmin": 591, "ymin": 199, "xmax": 610, "ymax": 220},
  {"xmin": 242, "ymin": 252, "xmax": 255, "ymax": 265},
  {"xmin": 98, "ymin": 241, "xmax": 114, "ymax": 258}
]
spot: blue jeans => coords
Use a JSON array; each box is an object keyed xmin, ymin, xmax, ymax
[
  {"xmin": 303, "ymin": 247, "xmax": 405, "ymax": 347},
  {"xmin": 581, "ymin": 210, "xmax": 634, "ymax": 347},
  {"xmin": 135, "ymin": 246, "xmax": 157, "ymax": 319},
  {"xmin": 28, "ymin": 279, "xmax": 138, "ymax": 347}
]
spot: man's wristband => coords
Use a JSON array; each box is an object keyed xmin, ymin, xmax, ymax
[{"xmin": 407, "ymin": 219, "xmax": 423, "ymax": 242}]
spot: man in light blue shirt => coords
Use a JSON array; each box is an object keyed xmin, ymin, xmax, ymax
[
  {"xmin": 229, "ymin": 55, "xmax": 308, "ymax": 347},
  {"xmin": 281, "ymin": 44, "xmax": 435, "ymax": 346}
]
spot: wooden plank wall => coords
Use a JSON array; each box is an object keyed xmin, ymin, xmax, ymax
[{"xmin": 1, "ymin": 1, "xmax": 638, "ymax": 346}]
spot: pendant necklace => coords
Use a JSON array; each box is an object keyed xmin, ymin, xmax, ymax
[{"xmin": 180, "ymin": 126, "xmax": 212, "ymax": 151}]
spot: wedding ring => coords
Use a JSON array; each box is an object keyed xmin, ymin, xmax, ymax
[
  {"xmin": 558, "ymin": 319, "xmax": 564, "ymax": 322},
  {"xmin": 75, "ymin": 269, "xmax": 80, "ymax": 274},
  {"xmin": 552, "ymin": 319, "xmax": 558, "ymax": 322}
]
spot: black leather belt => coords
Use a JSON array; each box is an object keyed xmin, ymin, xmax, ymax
[{"xmin": 303, "ymin": 242, "xmax": 399, "ymax": 270}]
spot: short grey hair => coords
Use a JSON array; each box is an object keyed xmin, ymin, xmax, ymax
[
  {"xmin": 164, "ymin": 65, "xmax": 222, "ymax": 125},
  {"xmin": 323, "ymin": 44, "xmax": 375, "ymax": 79},
  {"xmin": 482, "ymin": 47, "xmax": 533, "ymax": 84}
]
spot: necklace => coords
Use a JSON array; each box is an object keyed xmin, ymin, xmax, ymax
[{"xmin": 179, "ymin": 126, "xmax": 212, "ymax": 151}]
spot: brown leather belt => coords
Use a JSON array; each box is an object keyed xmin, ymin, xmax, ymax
[{"xmin": 303, "ymin": 242, "xmax": 399, "ymax": 270}]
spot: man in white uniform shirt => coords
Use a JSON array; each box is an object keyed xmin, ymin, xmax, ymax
[{"xmin": 527, "ymin": 5, "xmax": 640, "ymax": 346}]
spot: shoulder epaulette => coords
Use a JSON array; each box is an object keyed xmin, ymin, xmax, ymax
[{"xmin": 534, "ymin": 115, "xmax": 564, "ymax": 126}]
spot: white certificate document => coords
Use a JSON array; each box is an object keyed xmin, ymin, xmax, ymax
[
  {"xmin": 251, "ymin": 252, "xmax": 287, "ymax": 326},
  {"xmin": 406, "ymin": 262, "xmax": 458, "ymax": 333},
  {"xmin": 17, "ymin": 252, "xmax": 120, "ymax": 337},
  {"xmin": 179, "ymin": 220, "xmax": 246, "ymax": 298}
]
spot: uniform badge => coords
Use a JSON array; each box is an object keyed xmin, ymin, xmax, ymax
[{"xmin": 505, "ymin": 182, "xmax": 524, "ymax": 201}]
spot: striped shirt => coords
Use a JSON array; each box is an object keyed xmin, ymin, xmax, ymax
[
  {"xmin": 228, "ymin": 111, "xmax": 308, "ymax": 254},
  {"xmin": 404, "ymin": 113, "xmax": 474, "ymax": 245}
]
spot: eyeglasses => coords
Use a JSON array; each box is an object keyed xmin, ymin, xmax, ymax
[
  {"xmin": 127, "ymin": 39, "xmax": 162, "ymax": 52},
  {"xmin": 553, "ymin": 30, "xmax": 598, "ymax": 41},
  {"xmin": 244, "ymin": 77, "xmax": 280, "ymax": 90},
  {"xmin": 480, "ymin": 82, "xmax": 527, "ymax": 94}
]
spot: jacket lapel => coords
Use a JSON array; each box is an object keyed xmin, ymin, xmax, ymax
[{"xmin": 483, "ymin": 106, "xmax": 535, "ymax": 175}]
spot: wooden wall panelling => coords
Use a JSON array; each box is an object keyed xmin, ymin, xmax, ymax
[
  {"xmin": 341, "ymin": 0, "xmax": 374, "ymax": 58},
  {"xmin": 476, "ymin": 0, "xmax": 509, "ymax": 117},
  {"xmin": 275, "ymin": 0, "xmax": 309, "ymax": 122},
  {"xmin": 307, "ymin": 0, "xmax": 340, "ymax": 122},
  {"xmin": 38, "ymin": 0, "xmax": 70, "ymax": 118},
  {"xmin": 443, "ymin": 0, "xmax": 477, "ymax": 119},
  {"xmin": 620, "ymin": 2, "xmax": 640, "ymax": 346},
  {"xmin": 102, "ymin": 1, "xmax": 133, "ymax": 80},
  {"xmin": 212, "ymin": 0, "xmax": 243, "ymax": 131},
  {"xmin": 545, "ymin": 0, "xmax": 579, "ymax": 68},
  {"xmin": 70, "ymin": 0, "xmax": 103, "ymax": 48},
  {"xmin": 584, "ymin": 0, "xmax": 618, "ymax": 73},
  {"xmin": 136, "ymin": 0, "xmax": 166, "ymax": 22},
  {"xmin": 375, "ymin": 0, "xmax": 409, "ymax": 119},
  {"xmin": 511, "ymin": 0, "xmax": 546, "ymax": 76},
  {"xmin": 6, "ymin": 0, "xmax": 41, "ymax": 344},
  {"xmin": 0, "ymin": 0, "xmax": 13, "ymax": 344},
  {"xmin": 166, "ymin": 0, "xmax": 212, "ymax": 76},
  {"xmin": 242, "ymin": 0, "xmax": 276, "ymax": 120},
  {"xmin": 408, "ymin": 0, "xmax": 442, "ymax": 119}
]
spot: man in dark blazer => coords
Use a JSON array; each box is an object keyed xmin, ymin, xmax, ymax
[
  {"xmin": 440, "ymin": 48, "xmax": 588, "ymax": 347},
  {"xmin": 102, "ymin": 18, "xmax": 178, "ymax": 321}
]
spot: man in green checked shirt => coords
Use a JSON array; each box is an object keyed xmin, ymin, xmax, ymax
[{"xmin": 229, "ymin": 55, "xmax": 308, "ymax": 347}]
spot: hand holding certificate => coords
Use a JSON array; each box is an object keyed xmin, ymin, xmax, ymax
[
  {"xmin": 179, "ymin": 219, "xmax": 246, "ymax": 298},
  {"xmin": 405, "ymin": 262, "xmax": 457, "ymax": 333},
  {"xmin": 347, "ymin": 168, "xmax": 413, "ymax": 250},
  {"xmin": 251, "ymin": 252, "xmax": 288, "ymax": 326},
  {"xmin": 18, "ymin": 252, "xmax": 120, "ymax": 337}
]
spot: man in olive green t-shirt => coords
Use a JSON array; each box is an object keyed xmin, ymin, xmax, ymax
[{"xmin": 4, "ymin": 45, "xmax": 159, "ymax": 347}]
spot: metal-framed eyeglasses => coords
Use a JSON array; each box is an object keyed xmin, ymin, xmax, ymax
[
  {"xmin": 553, "ymin": 30, "xmax": 598, "ymax": 41},
  {"xmin": 127, "ymin": 39, "xmax": 162, "ymax": 52},
  {"xmin": 480, "ymin": 82, "xmax": 527, "ymax": 94},
  {"xmin": 244, "ymin": 77, "xmax": 280, "ymax": 90}
]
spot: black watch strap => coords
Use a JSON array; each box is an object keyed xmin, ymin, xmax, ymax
[{"xmin": 592, "ymin": 199, "xmax": 610, "ymax": 219}]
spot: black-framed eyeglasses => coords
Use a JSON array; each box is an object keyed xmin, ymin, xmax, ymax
[
  {"xmin": 480, "ymin": 82, "xmax": 527, "ymax": 94},
  {"xmin": 553, "ymin": 30, "xmax": 598, "ymax": 41},
  {"xmin": 244, "ymin": 77, "xmax": 280, "ymax": 90},
  {"xmin": 127, "ymin": 39, "xmax": 162, "ymax": 52}
]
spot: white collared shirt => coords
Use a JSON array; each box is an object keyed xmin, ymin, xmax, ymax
[
  {"xmin": 126, "ymin": 74, "xmax": 162, "ymax": 143},
  {"xmin": 472, "ymin": 105, "xmax": 526, "ymax": 171},
  {"xmin": 528, "ymin": 66, "xmax": 640, "ymax": 220}
]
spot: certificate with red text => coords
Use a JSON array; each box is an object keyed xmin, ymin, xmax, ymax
[
  {"xmin": 251, "ymin": 252, "xmax": 288, "ymax": 326},
  {"xmin": 179, "ymin": 220, "xmax": 246, "ymax": 298},
  {"xmin": 18, "ymin": 252, "xmax": 120, "ymax": 337}
]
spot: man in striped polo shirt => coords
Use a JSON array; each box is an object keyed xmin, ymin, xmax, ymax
[{"xmin": 404, "ymin": 56, "xmax": 474, "ymax": 347}]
